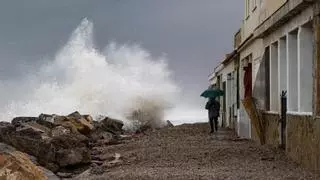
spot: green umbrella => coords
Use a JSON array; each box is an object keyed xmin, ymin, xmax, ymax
[{"xmin": 200, "ymin": 89, "xmax": 224, "ymax": 98}]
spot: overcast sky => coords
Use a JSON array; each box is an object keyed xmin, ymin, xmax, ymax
[{"xmin": 0, "ymin": 0, "xmax": 243, "ymax": 106}]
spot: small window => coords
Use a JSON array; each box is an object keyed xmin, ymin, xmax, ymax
[
  {"xmin": 245, "ymin": 0, "xmax": 250, "ymax": 18},
  {"xmin": 260, "ymin": 0, "xmax": 264, "ymax": 8},
  {"xmin": 252, "ymin": 0, "xmax": 257, "ymax": 12}
]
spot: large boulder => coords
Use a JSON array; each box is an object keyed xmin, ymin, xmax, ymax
[
  {"xmin": 0, "ymin": 112, "xmax": 92, "ymax": 172},
  {"xmin": 166, "ymin": 120, "xmax": 174, "ymax": 128},
  {"xmin": 96, "ymin": 117, "xmax": 124, "ymax": 135},
  {"xmin": 0, "ymin": 143, "xmax": 51, "ymax": 180},
  {"xmin": 11, "ymin": 117, "xmax": 39, "ymax": 127},
  {"xmin": 39, "ymin": 111, "xmax": 94, "ymax": 135},
  {"xmin": 49, "ymin": 134, "xmax": 90, "ymax": 167}
]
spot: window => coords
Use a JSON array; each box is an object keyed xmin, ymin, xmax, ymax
[
  {"xmin": 297, "ymin": 23, "xmax": 313, "ymax": 113},
  {"xmin": 252, "ymin": 0, "xmax": 257, "ymax": 11},
  {"xmin": 286, "ymin": 23, "xmax": 313, "ymax": 113},
  {"xmin": 243, "ymin": 55, "xmax": 252, "ymax": 98},
  {"xmin": 245, "ymin": 0, "xmax": 250, "ymax": 18},
  {"xmin": 287, "ymin": 29, "xmax": 298, "ymax": 112},
  {"xmin": 265, "ymin": 46, "xmax": 270, "ymax": 111},
  {"xmin": 260, "ymin": 0, "xmax": 264, "ymax": 8},
  {"xmin": 270, "ymin": 42, "xmax": 279, "ymax": 112}
]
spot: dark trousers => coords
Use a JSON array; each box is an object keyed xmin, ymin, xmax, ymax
[{"xmin": 209, "ymin": 117, "xmax": 218, "ymax": 132}]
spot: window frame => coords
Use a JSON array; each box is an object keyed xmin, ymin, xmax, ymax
[
  {"xmin": 252, "ymin": 0, "xmax": 257, "ymax": 12},
  {"xmin": 245, "ymin": 0, "xmax": 250, "ymax": 19}
]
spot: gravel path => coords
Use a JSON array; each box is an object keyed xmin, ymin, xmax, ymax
[{"xmin": 78, "ymin": 123, "xmax": 319, "ymax": 180}]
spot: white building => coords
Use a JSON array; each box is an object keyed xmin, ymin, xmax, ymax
[{"xmin": 208, "ymin": 53, "xmax": 238, "ymax": 129}]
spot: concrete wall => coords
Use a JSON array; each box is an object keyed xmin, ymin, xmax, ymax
[
  {"xmin": 218, "ymin": 61, "xmax": 237, "ymax": 128},
  {"xmin": 286, "ymin": 114, "xmax": 320, "ymax": 172},
  {"xmin": 259, "ymin": 0, "xmax": 287, "ymax": 24},
  {"xmin": 238, "ymin": 38, "xmax": 264, "ymax": 138},
  {"xmin": 221, "ymin": 62, "xmax": 234, "ymax": 82},
  {"xmin": 240, "ymin": 39, "xmax": 264, "ymax": 84},
  {"xmin": 242, "ymin": 0, "xmax": 286, "ymax": 42},
  {"xmin": 263, "ymin": 6, "xmax": 313, "ymax": 46},
  {"xmin": 234, "ymin": 29, "xmax": 242, "ymax": 49},
  {"xmin": 242, "ymin": 0, "xmax": 261, "ymax": 41}
]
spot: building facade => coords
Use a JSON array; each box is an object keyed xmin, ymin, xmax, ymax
[{"xmin": 209, "ymin": 0, "xmax": 320, "ymax": 172}]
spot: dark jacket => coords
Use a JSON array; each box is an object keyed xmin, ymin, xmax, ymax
[{"xmin": 205, "ymin": 98, "xmax": 220, "ymax": 118}]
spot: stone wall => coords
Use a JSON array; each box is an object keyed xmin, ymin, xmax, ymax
[
  {"xmin": 250, "ymin": 113, "xmax": 320, "ymax": 172},
  {"xmin": 263, "ymin": 113, "xmax": 280, "ymax": 146},
  {"xmin": 286, "ymin": 114, "xmax": 320, "ymax": 172}
]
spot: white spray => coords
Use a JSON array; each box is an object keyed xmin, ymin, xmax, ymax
[{"xmin": 0, "ymin": 18, "xmax": 180, "ymax": 130}]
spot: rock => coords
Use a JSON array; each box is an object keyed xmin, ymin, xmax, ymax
[
  {"xmin": 72, "ymin": 169, "xmax": 92, "ymax": 180},
  {"xmin": 10, "ymin": 116, "xmax": 52, "ymax": 139},
  {"xmin": 90, "ymin": 130, "xmax": 114, "ymax": 142},
  {"xmin": 0, "ymin": 122, "xmax": 45, "ymax": 155},
  {"xmin": 0, "ymin": 113, "xmax": 92, "ymax": 172},
  {"xmin": 38, "ymin": 114, "xmax": 56, "ymax": 127},
  {"xmin": 98, "ymin": 117, "xmax": 124, "ymax": 135},
  {"xmin": 68, "ymin": 111, "xmax": 83, "ymax": 120},
  {"xmin": 83, "ymin": 115, "xmax": 93, "ymax": 124},
  {"xmin": 50, "ymin": 134, "xmax": 91, "ymax": 167},
  {"xmin": 166, "ymin": 120, "xmax": 174, "ymax": 127},
  {"xmin": 54, "ymin": 112, "xmax": 94, "ymax": 135},
  {"xmin": 56, "ymin": 148, "xmax": 90, "ymax": 167},
  {"xmin": 39, "ymin": 112, "xmax": 94, "ymax": 135},
  {"xmin": 0, "ymin": 149, "xmax": 48, "ymax": 180},
  {"xmin": 0, "ymin": 142, "xmax": 16, "ymax": 153},
  {"xmin": 37, "ymin": 114, "xmax": 57, "ymax": 129},
  {"xmin": 118, "ymin": 134, "xmax": 133, "ymax": 140},
  {"xmin": 39, "ymin": 167, "xmax": 60, "ymax": 180},
  {"xmin": 91, "ymin": 160, "xmax": 104, "ymax": 166},
  {"xmin": 260, "ymin": 157, "xmax": 275, "ymax": 161},
  {"xmin": 56, "ymin": 172, "xmax": 73, "ymax": 178},
  {"xmin": 136, "ymin": 124, "xmax": 151, "ymax": 134},
  {"xmin": 51, "ymin": 126, "xmax": 71, "ymax": 137},
  {"xmin": 102, "ymin": 153, "xmax": 122, "ymax": 168},
  {"xmin": 0, "ymin": 122, "xmax": 14, "ymax": 142},
  {"xmin": 0, "ymin": 127, "xmax": 61, "ymax": 172},
  {"xmin": 11, "ymin": 117, "xmax": 39, "ymax": 127},
  {"xmin": 90, "ymin": 165, "xmax": 105, "ymax": 175}
]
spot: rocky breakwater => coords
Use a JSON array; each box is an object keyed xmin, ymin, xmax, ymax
[{"xmin": 0, "ymin": 111, "xmax": 125, "ymax": 179}]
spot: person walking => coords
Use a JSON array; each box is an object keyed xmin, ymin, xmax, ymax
[{"xmin": 205, "ymin": 97, "xmax": 220, "ymax": 133}]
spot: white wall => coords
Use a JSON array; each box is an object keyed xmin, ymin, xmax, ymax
[
  {"xmin": 236, "ymin": 1, "xmax": 314, "ymax": 140},
  {"xmin": 221, "ymin": 62, "xmax": 235, "ymax": 82},
  {"xmin": 242, "ymin": 0, "xmax": 261, "ymax": 41},
  {"xmin": 261, "ymin": 6, "xmax": 314, "ymax": 113},
  {"xmin": 263, "ymin": 6, "xmax": 313, "ymax": 46},
  {"xmin": 220, "ymin": 61, "xmax": 235, "ymax": 128},
  {"xmin": 240, "ymin": 39, "xmax": 264, "ymax": 84},
  {"xmin": 238, "ymin": 56, "xmax": 252, "ymax": 138},
  {"xmin": 238, "ymin": 37, "xmax": 264, "ymax": 138}
]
